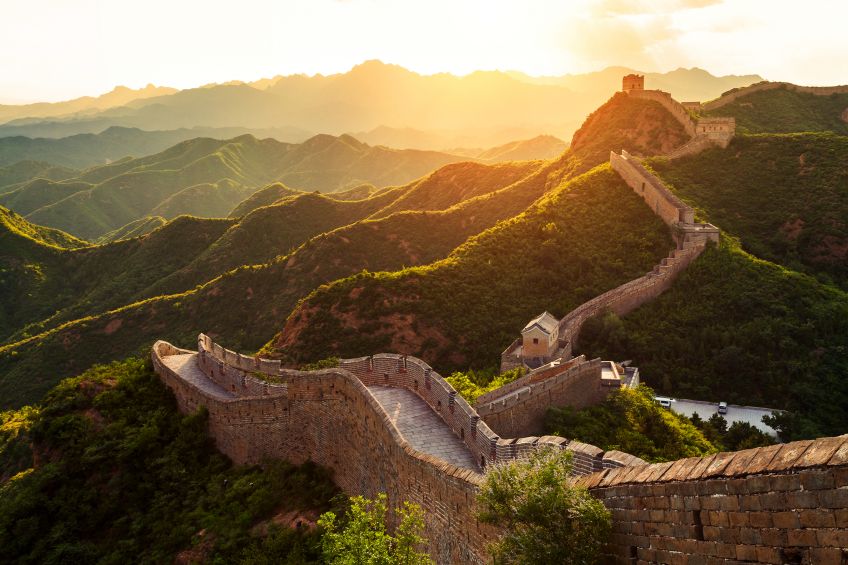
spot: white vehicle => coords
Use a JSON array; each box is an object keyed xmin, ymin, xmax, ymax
[
  {"xmin": 718, "ymin": 402, "xmax": 728, "ymax": 415},
  {"xmin": 655, "ymin": 396, "xmax": 674, "ymax": 409}
]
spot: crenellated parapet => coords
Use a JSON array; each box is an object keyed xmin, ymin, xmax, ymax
[{"xmin": 579, "ymin": 434, "xmax": 848, "ymax": 563}]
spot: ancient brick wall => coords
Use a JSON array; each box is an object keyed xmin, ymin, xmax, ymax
[
  {"xmin": 628, "ymin": 90, "xmax": 699, "ymax": 138},
  {"xmin": 578, "ymin": 435, "xmax": 848, "ymax": 564},
  {"xmin": 154, "ymin": 340, "xmax": 495, "ymax": 564},
  {"xmin": 477, "ymin": 358, "xmax": 606, "ymax": 437},
  {"xmin": 611, "ymin": 150, "xmax": 694, "ymax": 226},
  {"xmin": 556, "ymin": 241, "xmax": 706, "ymax": 358}
]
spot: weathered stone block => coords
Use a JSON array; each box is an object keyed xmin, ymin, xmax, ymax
[
  {"xmin": 786, "ymin": 528, "xmax": 817, "ymax": 546},
  {"xmin": 772, "ymin": 510, "xmax": 800, "ymax": 529},
  {"xmin": 799, "ymin": 509, "xmax": 837, "ymax": 528}
]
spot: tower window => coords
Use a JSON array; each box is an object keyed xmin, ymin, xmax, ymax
[{"xmin": 533, "ymin": 338, "xmax": 539, "ymax": 344}]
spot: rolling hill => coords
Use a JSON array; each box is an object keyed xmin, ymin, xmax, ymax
[
  {"xmin": 701, "ymin": 86, "xmax": 848, "ymax": 135},
  {"xmin": 2, "ymin": 133, "xmax": 472, "ymax": 239},
  {"xmin": 0, "ymin": 88, "xmax": 699, "ymax": 407}
]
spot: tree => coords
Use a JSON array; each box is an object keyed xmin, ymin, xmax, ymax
[
  {"xmin": 317, "ymin": 494, "xmax": 432, "ymax": 565},
  {"xmin": 477, "ymin": 448, "xmax": 612, "ymax": 564}
]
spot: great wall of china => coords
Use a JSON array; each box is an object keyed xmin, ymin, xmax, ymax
[{"xmin": 152, "ymin": 79, "xmax": 848, "ymax": 563}]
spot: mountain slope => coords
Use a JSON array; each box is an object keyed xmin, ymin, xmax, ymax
[
  {"xmin": 96, "ymin": 216, "xmax": 167, "ymax": 243},
  {"xmin": 577, "ymin": 240, "xmax": 848, "ymax": 438},
  {"xmin": 702, "ymin": 87, "xmax": 848, "ymax": 135},
  {"xmin": 0, "ymin": 160, "xmax": 77, "ymax": 191},
  {"xmin": 649, "ymin": 133, "xmax": 848, "ymax": 288},
  {"xmin": 268, "ymin": 164, "xmax": 671, "ymax": 369},
  {"xmin": 10, "ymin": 133, "xmax": 470, "ymax": 239},
  {"xmin": 228, "ymin": 182, "xmax": 304, "ymax": 217},
  {"xmin": 476, "ymin": 135, "xmax": 568, "ymax": 162}
]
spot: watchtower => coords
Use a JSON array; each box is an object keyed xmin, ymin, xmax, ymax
[{"xmin": 622, "ymin": 74, "xmax": 644, "ymax": 92}]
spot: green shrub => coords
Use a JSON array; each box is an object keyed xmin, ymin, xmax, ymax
[{"xmin": 477, "ymin": 448, "xmax": 611, "ymax": 564}]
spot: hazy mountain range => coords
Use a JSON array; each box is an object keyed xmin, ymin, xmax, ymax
[{"xmin": 0, "ymin": 62, "xmax": 762, "ymax": 149}]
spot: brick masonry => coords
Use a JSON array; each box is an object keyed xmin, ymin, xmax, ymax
[
  {"xmin": 153, "ymin": 336, "xmax": 649, "ymax": 564},
  {"xmin": 154, "ymin": 339, "xmax": 848, "ymax": 563},
  {"xmin": 578, "ymin": 436, "xmax": 848, "ymax": 564}
]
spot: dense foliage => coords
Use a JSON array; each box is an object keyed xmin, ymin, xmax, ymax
[
  {"xmin": 445, "ymin": 367, "xmax": 525, "ymax": 403},
  {"xmin": 0, "ymin": 359, "xmax": 339, "ymax": 564},
  {"xmin": 0, "ymin": 157, "xmax": 555, "ymax": 408},
  {"xmin": 477, "ymin": 449, "xmax": 611, "ymax": 564},
  {"xmin": 688, "ymin": 413, "xmax": 775, "ymax": 452},
  {"xmin": 578, "ymin": 240, "xmax": 848, "ymax": 440},
  {"xmin": 545, "ymin": 385, "xmax": 717, "ymax": 463},
  {"xmin": 318, "ymin": 494, "xmax": 431, "ymax": 565},
  {"xmin": 271, "ymin": 165, "xmax": 671, "ymax": 371},
  {"xmin": 703, "ymin": 87, "xmax": 848, "ymax": 135},
  {"xmin": 649, "ymin": 133, "xmax": 848, "ymax": 288}
]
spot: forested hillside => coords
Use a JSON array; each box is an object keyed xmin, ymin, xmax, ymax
[
  {"xmin": 649, "ymin": 133, "xmax": 848, "ymax": 288},
  {"xmin": 0, "ymin": 133, "xmax": 470, "ymax": 239},
  {"xmin": 702, "ymin": 87, "xmax": 848, "ymax": 135}
]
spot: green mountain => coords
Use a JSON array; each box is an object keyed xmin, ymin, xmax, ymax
[
  {"xmin": 475, "ymin": 135, "xmax": 568, "ymax": 162},
  {"xmin": 0, "ymin": 160, "xmax": 76, "ymax": 191},
  {"xmin": 228, "ymin": 182, "xmax": 304, "ymax": 217},
  {"xmin": 0, "ymin": 88, "xmax": 697, "ymax": 407},
  {"xmin": 4, "ymin": 133, "xmax": 471, "ymax": 239},
  {"xmin": 267, "ymin": 164, "xmax": 671, "ymax": 369},
  {"xmin": 649, "ymin": 133, "xmax": 848, "ymax": 288},
  {"xmin": 578, "ymin": 240, "xmax": 848, "ymax": 439},
  {"xmin": 96, "ymin": 216, "xmax": 167, "ymax": 243},
  {"xmin": 702, "ymin": 87, "xmax": 848, "ymax": 135}
]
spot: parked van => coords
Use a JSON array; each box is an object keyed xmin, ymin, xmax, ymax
[
  {"xmin": 655, "ymin": 396, "xmax": 673, "ymax": 409},
  {"xmin": 718, "ymin": 402, "xmax": 728, "ymax": 415}
]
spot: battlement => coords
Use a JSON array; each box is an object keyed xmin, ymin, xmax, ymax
[
  {"xmin": 622, "ymin": 73, "xmax": 644, "ymax": 92},
  {"xmin": 579, "ymin": 435, "xmax": 848, "ymax": 563}
]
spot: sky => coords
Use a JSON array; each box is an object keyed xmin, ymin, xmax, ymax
[{"xmin": 0, "ymin": 0, "xmax": 845, "ymax": 103}]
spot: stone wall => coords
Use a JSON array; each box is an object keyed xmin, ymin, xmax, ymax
[
  {"xmin": 628, "ymin": 90, "xmax": 699, "ymax": 138},
  {"xmin": 579, "ymin": 435, "xmax": 848, "ymax": 564},
  {"xmin": 154, "ymin": 340, "xmax": 494, "ymax": 564},
  {"xmin": 611, "ymin": 149, "xmax": 694, "ymax": 226},
  {"xmin": 702, "ymin": 81, "xmax": 848, "ymax": 112},
  {"xmin": 696, "ymin": 117, "xmax": 736, "ymax": 148},
  {"xmin": 476, "ymin": 357, "xmax": 611, "ymax": 438},
  {"xmin": 556, "ymin": 241, "xmax": 705, "ymax": 359}
]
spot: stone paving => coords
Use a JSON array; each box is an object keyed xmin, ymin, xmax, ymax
[
  {"xmin": 162, "ymin": 353, "xmax": 236, "ymax": 400},
  {"xmin": 368, "ymin": 385, "xmax": 480, "ymax": 472}
]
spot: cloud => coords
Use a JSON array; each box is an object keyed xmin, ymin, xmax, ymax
[
  {"xmin": 594, "ymin": 0, "xmax": 723, "ymax": 15},
  {"xmin": 559, "ymin": 11, "xmax": 680, "ymax": 69}
]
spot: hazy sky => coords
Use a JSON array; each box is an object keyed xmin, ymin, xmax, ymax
[{"xmin": 1, "ymin": 0, "xmax": 845, "ymax": 102}]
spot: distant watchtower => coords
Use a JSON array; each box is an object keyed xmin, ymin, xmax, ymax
[{"xmin": 622, "ymin": 74, "xmax": 644, "ymax": 92}]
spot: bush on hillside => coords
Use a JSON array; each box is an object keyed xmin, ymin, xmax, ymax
[
  {"xmin": 477, "ymin": 448, "xmax": 611, "ymax": 564},
  {"xmin": 0, "ymin": 358, "xmax": 338, "ymax": 563},
  {"xmin": 545, "ymin": 384, "xmax": 717, "ymax": 463}
]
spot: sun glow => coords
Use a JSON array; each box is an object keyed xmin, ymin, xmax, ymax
[{"xmin": 1, "ymin": 0, "xmax": 845, "ymax": 102}]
